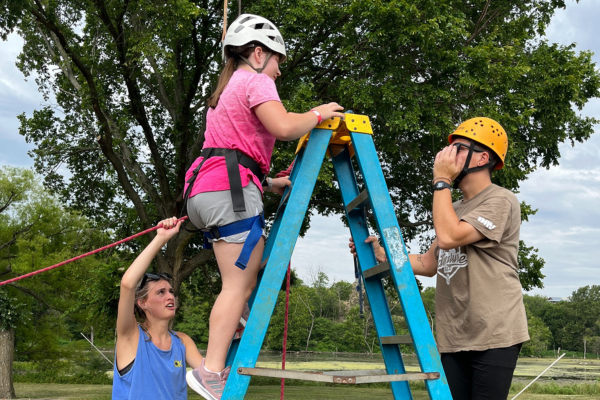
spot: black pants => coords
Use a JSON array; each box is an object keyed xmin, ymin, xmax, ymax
[{"xmin": 441, "ymin": 343, "xmax": 522, "ymax": 400}]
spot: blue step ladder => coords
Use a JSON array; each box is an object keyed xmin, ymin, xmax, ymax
[{"xmin": 222, "ymin": 114, "xmax": 452, "ymax": 399}]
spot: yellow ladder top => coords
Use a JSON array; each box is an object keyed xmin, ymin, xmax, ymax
[{"xmin": 295, "ymin": 113, "xmax": 373, "ymax": 155}]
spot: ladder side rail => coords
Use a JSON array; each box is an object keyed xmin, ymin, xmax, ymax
[
  {"xmin": 350, "ymin": 132, "xmax": 452, "ymax": 399},
  {"xmin": 226, "ymin": 147, "xmax": 307, "ymax": 367},
  {"xmin": 331, "ymin": 147, "xmax": 413, "ymax": 400},
  {"xmin": 260, "ymin": 144, "xmax": 307, "ymax": 266},
  {"xmin": 222, "ymin": 129, "xmax": 332, "ymax": 399}
]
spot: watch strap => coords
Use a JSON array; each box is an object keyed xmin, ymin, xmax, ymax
[{"xmin": 431, "ymin": 180, "xmax": 452, "ymax": 193}]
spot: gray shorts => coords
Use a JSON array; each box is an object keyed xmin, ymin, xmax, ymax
[{"xmin": 187, "ymin": 183, "xmax": 264, "ymax": 243}]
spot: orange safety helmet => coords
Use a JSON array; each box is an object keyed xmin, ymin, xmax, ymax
[{"xmin": 448, "ymin": 117, "xmax": 508, "ymax": 170}]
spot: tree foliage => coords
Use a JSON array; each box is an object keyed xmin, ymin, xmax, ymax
[
  {"xmin": 1, "ymin": 0, "xmax": 599, "ymax": 292},
  {"xmin": 524, "ymin": 288, "xmax": 600, "ymax": 353},
  {"xmin": 0, "ymin": 166, "xmax": 108, "ymax": 364}
]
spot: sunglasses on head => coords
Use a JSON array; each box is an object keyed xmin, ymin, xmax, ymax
[
  {"xmin": 452, "ymin": 142, "xmax": 485, "ymax": 153},
  {"xmin": 140, "ymin": 272, "xmax": 173, "ymax": 288}
]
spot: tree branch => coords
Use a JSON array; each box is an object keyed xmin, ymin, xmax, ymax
[
  {"xmin": 10, "ymin": 283, "xmax": 63, "ymax": 312},
  {"xmin": 143, "ymin": 54, "xmax": 176, "ymax": 121},
  {"xmin": 28, "ymin": 2, "xmax": 153, "ymax": 229},
  {"xmin": 99, "ymin": 110, "xmax": 164, "ymax": 209},
  {"xmin": 0, "ymin": 216, "xmax": 41, "ymax": 253},
  {"xmin": 49, "ymin": 31, "xmax": 82, "ymax": 91},
  {"xmin": 465, "ymin": 1, "xmax": 504, "ymax": 46},
  {"xmin": 0, "ymin": 191, "xmax": 17, "ymax": 214},
  {"xmin": 95, "ymin": 0, "xmax": 174, "ymax": 210}
]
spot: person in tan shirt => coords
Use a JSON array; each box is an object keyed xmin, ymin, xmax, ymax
[{"xmin": 350, "ymin": 117, "xmax": 529, "ymax": 400}]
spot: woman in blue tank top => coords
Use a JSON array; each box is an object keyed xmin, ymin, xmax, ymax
[{"xmin": 112, "ymin": 218, "xmax": 204, "ymax": 400}]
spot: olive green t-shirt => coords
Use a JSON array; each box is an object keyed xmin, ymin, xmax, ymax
[{"xmin": 435, "ymin": 184, "xmax": 529, "ymax": 353}]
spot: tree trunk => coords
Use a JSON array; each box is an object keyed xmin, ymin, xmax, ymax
[{"xmin": 0, "ymin": 328, "xmax": 15, "ymax": 399}]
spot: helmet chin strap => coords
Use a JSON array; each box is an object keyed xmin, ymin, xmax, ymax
[
  {"xmin": 452, "ymin": 142, "xmax": 494, "ymax": 189},
  {"xmin": 238, "ymin": 51, "xmax": 273, "ymax": 73}
]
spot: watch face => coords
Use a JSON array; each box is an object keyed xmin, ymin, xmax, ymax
[{"xmin": 433, "ymin": 181, "xmax": 450, "ymax": 192}]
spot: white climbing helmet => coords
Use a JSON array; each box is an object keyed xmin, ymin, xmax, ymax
[{"xmin": 223, "ymin": 14, "xmax": 287, "ymax": 63}]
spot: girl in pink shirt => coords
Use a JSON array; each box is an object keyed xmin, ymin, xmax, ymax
[{"xmin": 185, "ymin": 14, "xmax": 344, "ymax": 400}]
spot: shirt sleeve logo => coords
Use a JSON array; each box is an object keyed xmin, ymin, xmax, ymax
[
  {"xmin": 437, "ymin": 248, "xmax": 468, "ymax": 285},
  {"xmin": 477, "ymin": 216, "xmax": 496, "ymax": 230}
]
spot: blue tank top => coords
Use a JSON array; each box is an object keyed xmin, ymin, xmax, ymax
[{"xmin": 112, "ymin": 325, "xmax": 187, "ymax": 400}]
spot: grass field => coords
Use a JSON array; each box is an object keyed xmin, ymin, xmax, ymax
[
  {"xmin": 12, "ymin": 355, "xmax": 600, "ymax": 399},
  {"xmin": 12, "ymin": 383, "xmax": 600, "ymax": 399}
]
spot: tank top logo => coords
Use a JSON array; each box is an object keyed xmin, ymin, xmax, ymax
[
  {"xmin": 174, "ymin": 360, "xmax": 183, "ymax": 368},
  {"xmin": 437, "ymin": 248, "xmax": 468, "ymax": 285}
]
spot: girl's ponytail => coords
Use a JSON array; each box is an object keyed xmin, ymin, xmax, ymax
[{"xmin": 208, "ymin": 57, "xmax": 237, "ymax": 109}]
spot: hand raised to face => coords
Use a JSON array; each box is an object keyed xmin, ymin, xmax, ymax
[{"xmin": 433, "ymin": 144, "xmax": 462, "ymax": 182}]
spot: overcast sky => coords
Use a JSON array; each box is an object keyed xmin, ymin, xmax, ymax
[{"xmin": 1, "ymin": 1, "xmax": 598, "ymax": 298}]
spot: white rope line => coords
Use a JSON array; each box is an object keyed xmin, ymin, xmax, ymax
[
  {"xmin": 80, "ymin": 332, "xmax": 114, "ymax": 367},
  {"xmin": 511, "ymin": 353, "xmax": 566, "ymax": 399}
]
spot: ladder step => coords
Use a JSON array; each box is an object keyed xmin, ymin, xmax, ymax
[
  {"xmin": 363, "ymin": 261, "xmax": 391, "ymax": 280},
  {"xmin": 380, "ymin": 335, "xmax": 413, "ymax": 345},
  {"xmin": 346, "ymin": 189, "xmax": 369, "ymax": 212},
  {"xmin": 237, "ymin": 367, "xmax": 439, "ymax": 385}
]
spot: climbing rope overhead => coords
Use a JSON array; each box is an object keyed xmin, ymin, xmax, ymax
[{"xmin": 222, "ymin": 113, "xmax": 451, "ymax": 399}]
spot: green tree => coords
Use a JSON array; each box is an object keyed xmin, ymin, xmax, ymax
[
  {"xmin": 0, "ymin": 167, "xmax": 109, "ymax": 397},
  {"xmin": 330, "ymin": 280, "xmax": 353, "ymax": 321},
  {"xmin": 267, "ymin": 285, "xmax": 316, "ymax": 351},
  {"xmin": 543, "ymin": 300, "xmax": 575, "ymax": 351},
  {"xmin": 522, "ymin": 315, "xmax": 552, "ymax": 357},
  {"xmin": 541, "ymin": 286, "xmax": 600, "ymax": 352},
  {"xmin": 3, "ymin": 0, "xmax": 598, "ymax": 294},
  {"xmin": 568, "ymin": 286, "xmax": 600, "ymax": 352},
  {"xmin": 523, "ymin": 294, "xmax": 552, "ymax": 320},
  {"xmin": 421, "ymin": 287, "xmax": 436, "ymax": 338},
  {"xmin": 341, "ymin": 306, "xmax": 379, "ymax": 353}
]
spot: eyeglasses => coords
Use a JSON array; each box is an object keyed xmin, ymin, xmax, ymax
[
  {"xmin": 452, "ymin": 142, "xmax": 484, "ymax": 153},
  {"xmin": 140, "ymin": 272, "xmax": 173, "ymax": 288}
]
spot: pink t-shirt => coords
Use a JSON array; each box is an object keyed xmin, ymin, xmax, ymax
[{"xmin": 185, "ymin": 69, "xmax": 281, "ymax": 197}]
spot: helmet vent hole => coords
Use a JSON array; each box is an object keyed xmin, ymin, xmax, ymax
[
  {"xmin": 235, "ymin": 26, "xmax": 245, "ymax": 33},
  {"xmin": 240, "ymin": 16, "xmax": 253, "ymax": 24}
]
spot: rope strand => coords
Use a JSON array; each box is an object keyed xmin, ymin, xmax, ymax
[
  {"xmin": 280, "ymin": 262, "xmax": 291, "ymax": 399},
  {"xmin": 0, "ymin": 216, "xmax": 189, "ymax": 287}
]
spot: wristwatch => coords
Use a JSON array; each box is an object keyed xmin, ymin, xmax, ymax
[{"xmin": 431, "ymin": 180, "xmax": 452, "ymax": 193}]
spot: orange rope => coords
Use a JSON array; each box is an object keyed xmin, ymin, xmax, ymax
[{"xmin": 222, "ymin": 0, "xmax": 228, "ymax": 42}]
